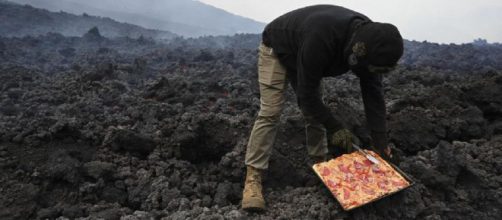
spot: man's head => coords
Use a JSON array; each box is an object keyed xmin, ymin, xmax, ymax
[{"xmin": 346, "ymin": 22, "xmax": 403, "ymax": 75}]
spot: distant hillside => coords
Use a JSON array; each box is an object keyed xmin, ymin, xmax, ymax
[
  {"xmin": 0, "ymin": 0, "xmax": 176, "ymax": 39},
  {"xmin": 9, "ymin": 0, "xmax": 266, "ymax": 37}
]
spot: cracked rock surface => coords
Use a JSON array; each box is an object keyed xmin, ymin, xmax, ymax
[{"xmin": 0, "ymin": 32, "xmax": 502, "ymax": 219}]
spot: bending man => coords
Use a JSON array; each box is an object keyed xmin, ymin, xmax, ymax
[{"xmin": 242, "ymin": 5, "xmax": 404, "ymax": 211}]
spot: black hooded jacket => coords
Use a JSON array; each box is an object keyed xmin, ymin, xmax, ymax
[{"xmin": 262, "ymin": 5, "xmax": 387, "ymax": 142}]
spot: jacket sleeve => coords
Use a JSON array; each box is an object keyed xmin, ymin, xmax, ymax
[
  {"xmin": 359, "ymin": 73, "xmax": 388, "ymax": 149},
  {"xmin": 295, "ymin": 35, "xmax": 345, "ymax": 133}
]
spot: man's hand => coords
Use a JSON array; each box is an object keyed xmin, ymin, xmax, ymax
[
  {"xmin": 330, "ymin": 129, "xmax": 360, "ymax": 152},
  {"xmin": 371, "ymin": 132, "xmax": 393, "ymax": 160}
]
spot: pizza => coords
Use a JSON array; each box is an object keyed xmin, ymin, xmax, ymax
[{"xmin": 312, "ymin": 150, "xmax": 410, "ymax": 210}]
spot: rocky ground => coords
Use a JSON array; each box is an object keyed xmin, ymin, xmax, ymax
[{"xmin": 1, "ymin": 30, "xmax": 502, "ymax": 220}]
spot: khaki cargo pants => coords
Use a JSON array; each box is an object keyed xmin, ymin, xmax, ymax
[{"xmin": 245, "ymin": 43, "xmax": 328, "ymax": 170}]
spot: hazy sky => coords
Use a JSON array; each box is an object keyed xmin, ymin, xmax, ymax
[{"xmin": 199, "ymin": 0, "xmax": 502, "ymax": 44}]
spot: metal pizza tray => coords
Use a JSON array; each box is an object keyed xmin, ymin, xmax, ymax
[{"xmin": 312, "ymin": 151, "xmax": 416, "ymax": 211}]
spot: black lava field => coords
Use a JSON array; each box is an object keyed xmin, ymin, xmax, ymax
[{"xmin": 1, "ymin": 31, "xmax": 502, "ymax": 219}]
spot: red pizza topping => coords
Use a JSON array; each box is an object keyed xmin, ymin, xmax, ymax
[
  {"xmin": 338, "ymin": 164, "xmax": 351, "ymax": 173},
  {"xmin": 377, "ymin": 181, "xmax": 389, "ymax": 190},
  {"xmin": 321, "ymin": 166, "xmax": 331, "ymax": 176},
  {"xmin": 343, "ymin": 188, "xmax": 351, "ymax": 200},
  {"xmin": 327, "ymin": 180, "xmax": 337, "ymax": 189},
  {"xmin": 353, "ymin": 161, "xmax": 364, "ymax": 170},
  {"xmin": 372, "ymin": 166, "xmax": 382, "ymax": 173}
]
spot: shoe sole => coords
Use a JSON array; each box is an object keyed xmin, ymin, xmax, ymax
[
  {"xmin": 242, "ymin": 198, "xmax": 265, "ymax": 212},
  {"xmin": 242, "ymin": 206, "xmax": 265, "ymax": 212}
]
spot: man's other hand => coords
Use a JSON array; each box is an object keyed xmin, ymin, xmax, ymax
[{"xmin": 330, "ymin": 129, "xmax": 360, "ymax": 152}]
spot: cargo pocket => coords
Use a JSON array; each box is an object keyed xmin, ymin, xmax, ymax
[{"xmin": 258, "ymin": 44, "xmax": 286, "ymax": 90}]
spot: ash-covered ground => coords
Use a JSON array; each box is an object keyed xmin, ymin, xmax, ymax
[{"xmin": 1, "ymin": 30, "xmax": 502, "ymax": 220}]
